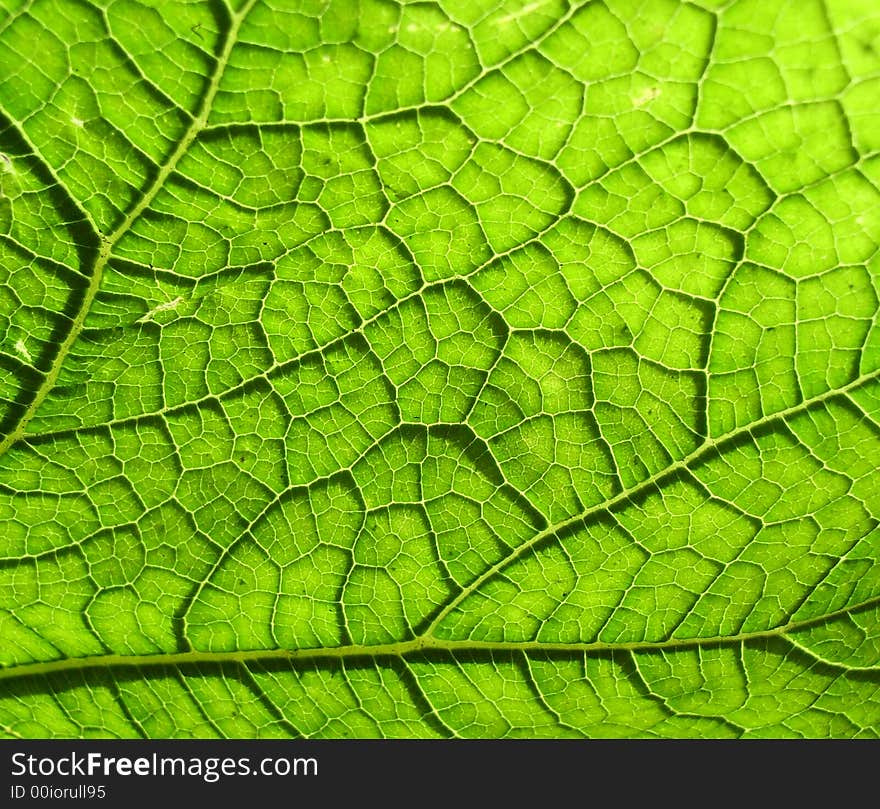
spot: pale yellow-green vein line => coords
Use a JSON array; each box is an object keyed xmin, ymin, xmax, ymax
[
  {"xmin": 424, "ymin": 367, "xmax": 880, "ymax": 635},
  {"xmin": 0, "ymin": 0, "xmax": 258, "ymax": 458},
  {"xmin": 0, "ymin": 592, "xmax": 878, "ymax": 684}
]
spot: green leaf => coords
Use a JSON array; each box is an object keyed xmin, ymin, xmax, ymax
[{"xmin": 1, "ymin": 0, "xmax": 879, "ymax": 739}]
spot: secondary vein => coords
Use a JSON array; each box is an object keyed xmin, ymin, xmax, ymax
[
  {"xmin": 423, "ymin": 367, "xmax": 880, "ymax": 635},
  {"xmin": 0, "ymin": 0, "xmax": 259, "ymax": 459}
]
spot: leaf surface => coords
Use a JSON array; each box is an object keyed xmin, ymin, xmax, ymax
[{"xmin": 1, "ymin": 0, "xmax": 879, "ymax": 738}]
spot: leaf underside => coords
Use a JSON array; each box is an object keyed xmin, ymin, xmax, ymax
[{"xmin": 1, "ymin": 0, "xmax": 880, "ymax": 739}]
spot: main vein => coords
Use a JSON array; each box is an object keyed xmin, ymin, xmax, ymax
[
  {"xmin": 1, "ymin": 592, "xmax": 878, "ymax": 684},
  {"xmin": 0, "ymin": 0, "xmax": 258, "ymax": 459}
]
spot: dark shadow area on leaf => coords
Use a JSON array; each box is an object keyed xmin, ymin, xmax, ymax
[{"xmin": 0, "ymin": 118, "xmax": 101, "ymax": 441}]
